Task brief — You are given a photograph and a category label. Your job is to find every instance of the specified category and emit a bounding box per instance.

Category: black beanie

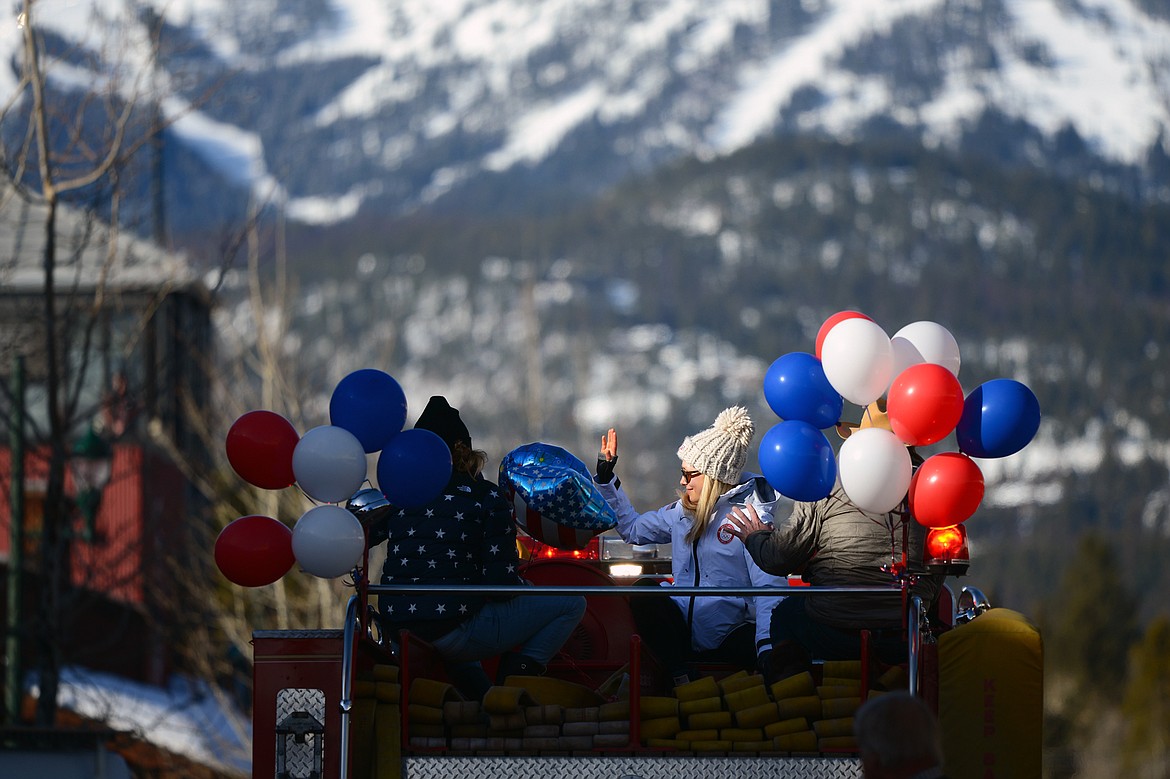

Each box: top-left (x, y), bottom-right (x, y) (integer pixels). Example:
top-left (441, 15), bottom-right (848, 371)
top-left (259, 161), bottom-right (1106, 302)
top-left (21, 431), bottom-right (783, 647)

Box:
top-left (414, 395), bottom-right (471, 451)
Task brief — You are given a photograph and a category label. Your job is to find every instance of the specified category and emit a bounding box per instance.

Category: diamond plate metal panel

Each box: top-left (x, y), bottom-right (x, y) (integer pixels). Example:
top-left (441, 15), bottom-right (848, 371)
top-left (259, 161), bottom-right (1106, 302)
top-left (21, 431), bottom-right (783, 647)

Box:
top-left (403, 755), bottom-right (862, 779)
top-left (276, 688), bottom-right (326, 779)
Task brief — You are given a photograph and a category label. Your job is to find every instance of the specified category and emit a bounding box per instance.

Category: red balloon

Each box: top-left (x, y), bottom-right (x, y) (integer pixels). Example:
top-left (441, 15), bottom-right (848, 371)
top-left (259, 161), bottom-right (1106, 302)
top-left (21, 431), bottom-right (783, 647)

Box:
top-left (887, 363), bottom-right (965, 446)
top-left (815, 310), bottom-right (873, 360)
top-left (908, 453), bottom-right (984, 528)
top-left (214, 514), bottom-right (295, 587)
top-left (226, 410), bottom-right (300, 489)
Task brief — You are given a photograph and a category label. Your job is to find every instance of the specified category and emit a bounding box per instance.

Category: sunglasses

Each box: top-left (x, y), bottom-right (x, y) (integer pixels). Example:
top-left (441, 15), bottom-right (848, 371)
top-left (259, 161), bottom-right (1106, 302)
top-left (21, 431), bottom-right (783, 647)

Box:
top-left (680, 468), bottom-right (703, 483)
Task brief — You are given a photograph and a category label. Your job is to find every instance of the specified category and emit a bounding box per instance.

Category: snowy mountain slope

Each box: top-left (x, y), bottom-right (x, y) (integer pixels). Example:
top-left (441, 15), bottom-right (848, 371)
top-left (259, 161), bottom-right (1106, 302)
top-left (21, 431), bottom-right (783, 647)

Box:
top-left (3, 0), bottom-right (1168, 231)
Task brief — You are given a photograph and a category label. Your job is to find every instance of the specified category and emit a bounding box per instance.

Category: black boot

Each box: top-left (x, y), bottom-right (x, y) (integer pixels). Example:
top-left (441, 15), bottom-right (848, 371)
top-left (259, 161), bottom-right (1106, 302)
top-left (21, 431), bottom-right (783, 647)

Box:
top-left (447, 662), bottom-right (492, 702)
top-left (495, 653), bottom-right (546, 684)
top-left (766, 641), bottom-right (812, 684)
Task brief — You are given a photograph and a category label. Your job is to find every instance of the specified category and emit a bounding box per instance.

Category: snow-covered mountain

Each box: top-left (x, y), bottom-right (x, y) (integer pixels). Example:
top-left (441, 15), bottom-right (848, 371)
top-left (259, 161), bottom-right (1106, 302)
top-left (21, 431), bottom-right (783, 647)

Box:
top-left (5, 0), bottom-right (1168, 234)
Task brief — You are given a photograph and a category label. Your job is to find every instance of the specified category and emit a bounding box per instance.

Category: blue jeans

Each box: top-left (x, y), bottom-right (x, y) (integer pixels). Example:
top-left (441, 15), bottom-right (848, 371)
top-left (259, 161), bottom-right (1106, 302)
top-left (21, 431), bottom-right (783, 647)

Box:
top-left (430, 594), bottom-right (586, 665)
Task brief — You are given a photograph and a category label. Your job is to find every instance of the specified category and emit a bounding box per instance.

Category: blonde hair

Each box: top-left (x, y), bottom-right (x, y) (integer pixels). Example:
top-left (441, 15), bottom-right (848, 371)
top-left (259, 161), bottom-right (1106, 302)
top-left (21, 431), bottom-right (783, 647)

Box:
top-left (451, 440), bottom-right (488, 478)
top-left (681, 475), bottom-right (736, 544)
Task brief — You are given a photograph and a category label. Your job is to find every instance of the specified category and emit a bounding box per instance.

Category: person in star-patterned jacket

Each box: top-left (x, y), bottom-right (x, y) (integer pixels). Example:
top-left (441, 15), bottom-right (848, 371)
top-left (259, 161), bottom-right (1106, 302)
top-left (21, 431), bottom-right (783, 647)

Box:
top-left (368, 465), bottom-right (521, 639)
top-left (367, 396), bottom-right (585, 700)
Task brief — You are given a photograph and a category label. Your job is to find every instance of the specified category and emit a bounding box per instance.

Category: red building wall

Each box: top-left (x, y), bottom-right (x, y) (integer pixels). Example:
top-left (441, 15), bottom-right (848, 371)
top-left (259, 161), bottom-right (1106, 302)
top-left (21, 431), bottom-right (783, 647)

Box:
top-left (0, 442), bottom-right (189, 684)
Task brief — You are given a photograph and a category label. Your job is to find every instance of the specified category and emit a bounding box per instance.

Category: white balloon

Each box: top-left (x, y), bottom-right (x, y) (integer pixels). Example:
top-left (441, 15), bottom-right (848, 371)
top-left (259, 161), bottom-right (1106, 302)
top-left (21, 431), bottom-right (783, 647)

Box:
top-left (890, 321), bottom-right (961, 383)
top-left (292, 425), bottom-right (369, 503)
top-left (292, 504), bottom-right (366, 579)
top-left (838, 427), bottom-right (913, 514)
top-left (821, 318), bottom-right (894, 405)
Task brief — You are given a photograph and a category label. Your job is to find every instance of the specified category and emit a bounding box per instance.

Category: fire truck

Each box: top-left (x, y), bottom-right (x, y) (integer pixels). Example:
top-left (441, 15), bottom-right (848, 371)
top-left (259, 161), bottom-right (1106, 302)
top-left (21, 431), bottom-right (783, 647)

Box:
top-left (249, 518), bottom-right (1043, 779)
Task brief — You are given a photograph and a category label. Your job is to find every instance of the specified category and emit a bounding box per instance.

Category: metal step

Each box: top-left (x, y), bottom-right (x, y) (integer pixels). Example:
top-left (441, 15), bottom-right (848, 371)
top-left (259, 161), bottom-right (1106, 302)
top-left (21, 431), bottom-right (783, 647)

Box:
top-left (403, 754), bottom-right (863, 778)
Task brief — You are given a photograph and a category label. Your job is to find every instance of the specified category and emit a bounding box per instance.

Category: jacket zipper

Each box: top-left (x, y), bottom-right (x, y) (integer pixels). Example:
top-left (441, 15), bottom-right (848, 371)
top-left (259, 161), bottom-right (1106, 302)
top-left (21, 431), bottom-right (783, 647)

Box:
top-left (686, 535), bottom-right (701, 632)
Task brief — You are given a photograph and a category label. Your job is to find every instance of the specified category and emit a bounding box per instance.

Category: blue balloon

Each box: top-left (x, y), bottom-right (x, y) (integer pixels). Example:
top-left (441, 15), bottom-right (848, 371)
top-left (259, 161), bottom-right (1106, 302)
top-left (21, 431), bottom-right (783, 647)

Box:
top-left (330, 369), bottom-right (408, 453)
top-left (763, 352), bottom-right (844, 429)
top-left (956, 379), bottom-right (1041, 459)
top-left (499, 443), bottom-right (618, 550)
top-left (758, 420), bottom-right (837, 502)
top-left (377, 428), bottom-right (452, 509)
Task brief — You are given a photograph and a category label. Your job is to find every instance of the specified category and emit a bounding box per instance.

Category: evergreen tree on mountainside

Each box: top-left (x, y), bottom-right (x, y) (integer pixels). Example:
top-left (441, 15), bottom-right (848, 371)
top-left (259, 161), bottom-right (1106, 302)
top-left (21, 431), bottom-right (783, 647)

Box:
top-left (1121, 617), bottom-right (1170, 776)
top-left (1037, 534), bottom-right (1144, 777)
top-left (1045, 534), bottom-right (1139, 698)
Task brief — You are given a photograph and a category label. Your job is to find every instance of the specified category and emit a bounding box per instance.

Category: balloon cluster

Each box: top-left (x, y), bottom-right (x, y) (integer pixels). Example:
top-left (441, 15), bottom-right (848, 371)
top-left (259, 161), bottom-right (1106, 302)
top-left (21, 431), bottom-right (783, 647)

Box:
top-left (214, 369), bottom-right (454, 587)
top-left (759, 312), bottom-right (1041, 536)
top-left (499, 443), bottom-right (618, 551)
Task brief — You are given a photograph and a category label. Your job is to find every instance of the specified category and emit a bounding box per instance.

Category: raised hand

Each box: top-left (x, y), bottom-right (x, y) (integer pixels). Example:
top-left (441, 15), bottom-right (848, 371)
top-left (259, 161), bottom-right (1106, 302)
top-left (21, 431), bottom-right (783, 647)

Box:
top-left (600, 428), bottom-right (618, 461)
top-left (596, 428), bottom-right (619, 484)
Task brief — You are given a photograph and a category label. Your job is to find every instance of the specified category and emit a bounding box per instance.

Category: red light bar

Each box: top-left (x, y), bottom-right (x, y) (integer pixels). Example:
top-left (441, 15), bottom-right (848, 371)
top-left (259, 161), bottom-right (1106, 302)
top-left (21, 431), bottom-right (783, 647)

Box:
top-left (518, 534), bottom-right (601, 562)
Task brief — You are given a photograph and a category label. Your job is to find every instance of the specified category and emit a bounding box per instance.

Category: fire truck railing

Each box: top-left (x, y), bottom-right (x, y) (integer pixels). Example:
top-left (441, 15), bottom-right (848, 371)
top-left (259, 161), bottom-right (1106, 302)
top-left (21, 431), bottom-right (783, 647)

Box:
top-left (337, 583), bottom-right (923, 779)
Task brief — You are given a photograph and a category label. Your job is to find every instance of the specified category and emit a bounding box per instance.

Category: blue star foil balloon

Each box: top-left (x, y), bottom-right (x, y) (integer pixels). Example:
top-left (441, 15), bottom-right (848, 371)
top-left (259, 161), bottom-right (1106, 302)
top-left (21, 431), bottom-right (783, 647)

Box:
top-left (499, 442), bottom-right (618, 550)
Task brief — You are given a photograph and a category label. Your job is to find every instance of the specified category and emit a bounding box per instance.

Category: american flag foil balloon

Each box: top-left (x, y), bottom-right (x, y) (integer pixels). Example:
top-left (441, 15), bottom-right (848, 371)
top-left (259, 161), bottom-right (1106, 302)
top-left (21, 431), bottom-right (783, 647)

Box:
top-left (499, 442), bottom-right (619, 550)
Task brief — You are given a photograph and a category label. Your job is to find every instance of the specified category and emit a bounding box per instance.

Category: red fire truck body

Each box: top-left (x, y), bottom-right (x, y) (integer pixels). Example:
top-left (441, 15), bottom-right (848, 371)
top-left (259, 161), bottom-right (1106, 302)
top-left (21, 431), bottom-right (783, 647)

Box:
top-left (250, 533), bottom-right (1042, 779)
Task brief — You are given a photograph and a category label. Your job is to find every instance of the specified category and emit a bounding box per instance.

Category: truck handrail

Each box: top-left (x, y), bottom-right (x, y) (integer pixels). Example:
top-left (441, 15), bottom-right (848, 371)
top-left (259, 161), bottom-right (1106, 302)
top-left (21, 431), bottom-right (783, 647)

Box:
top-left (339, 581), bottom-right (924, 779)
top-left (364, 583), bottom-right (903, 595)
top-left (339, 594), bottom-right (361, 779)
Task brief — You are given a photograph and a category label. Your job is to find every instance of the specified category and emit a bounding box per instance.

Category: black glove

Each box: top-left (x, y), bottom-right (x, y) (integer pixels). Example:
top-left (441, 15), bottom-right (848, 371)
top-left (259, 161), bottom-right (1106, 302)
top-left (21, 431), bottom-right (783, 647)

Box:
top-left (757, 650), bottom-right (777, 687)
top-left (595, 454), bottom-right (618, 485)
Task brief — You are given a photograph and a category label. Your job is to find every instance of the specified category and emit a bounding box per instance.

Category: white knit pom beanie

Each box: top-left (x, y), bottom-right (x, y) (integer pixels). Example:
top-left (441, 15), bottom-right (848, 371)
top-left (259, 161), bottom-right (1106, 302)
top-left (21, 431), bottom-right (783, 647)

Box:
top-left (676, 406), bottom-right (755, 484)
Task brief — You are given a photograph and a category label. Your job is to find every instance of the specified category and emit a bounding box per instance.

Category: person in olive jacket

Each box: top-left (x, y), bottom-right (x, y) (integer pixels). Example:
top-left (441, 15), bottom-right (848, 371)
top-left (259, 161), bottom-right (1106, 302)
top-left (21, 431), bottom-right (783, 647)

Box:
top-left (725, 401), bottom-right (943, 680)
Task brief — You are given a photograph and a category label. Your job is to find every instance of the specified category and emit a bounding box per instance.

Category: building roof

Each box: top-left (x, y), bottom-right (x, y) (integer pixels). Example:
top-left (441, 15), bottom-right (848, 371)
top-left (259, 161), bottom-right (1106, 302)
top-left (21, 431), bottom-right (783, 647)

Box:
top-left (46, 666), bottom-right (251, 778)
top-left (0, 183), bottom-right (202, 296)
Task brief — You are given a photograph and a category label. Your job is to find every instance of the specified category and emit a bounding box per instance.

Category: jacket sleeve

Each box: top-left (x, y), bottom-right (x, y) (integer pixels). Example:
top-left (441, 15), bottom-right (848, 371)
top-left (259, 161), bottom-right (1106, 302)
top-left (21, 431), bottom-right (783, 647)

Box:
top-left (480, 480), bottom-right (524, 585)
top-left (596, 480), bottom-right (675, 545)
top-left (741, 488), bottom-right (788, 655)
top-left (746, 552), bottom-right (785, 656)
top-left (744, 499), bottom-right (820, 576)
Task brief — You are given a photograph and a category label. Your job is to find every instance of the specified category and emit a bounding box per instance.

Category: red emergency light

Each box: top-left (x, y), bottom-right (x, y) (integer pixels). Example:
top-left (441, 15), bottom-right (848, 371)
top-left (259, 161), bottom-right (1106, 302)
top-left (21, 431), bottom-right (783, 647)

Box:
top-left (924, 524), bottom-right (969, 576)
top-left (517, 534), bottom-right (601, 562)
